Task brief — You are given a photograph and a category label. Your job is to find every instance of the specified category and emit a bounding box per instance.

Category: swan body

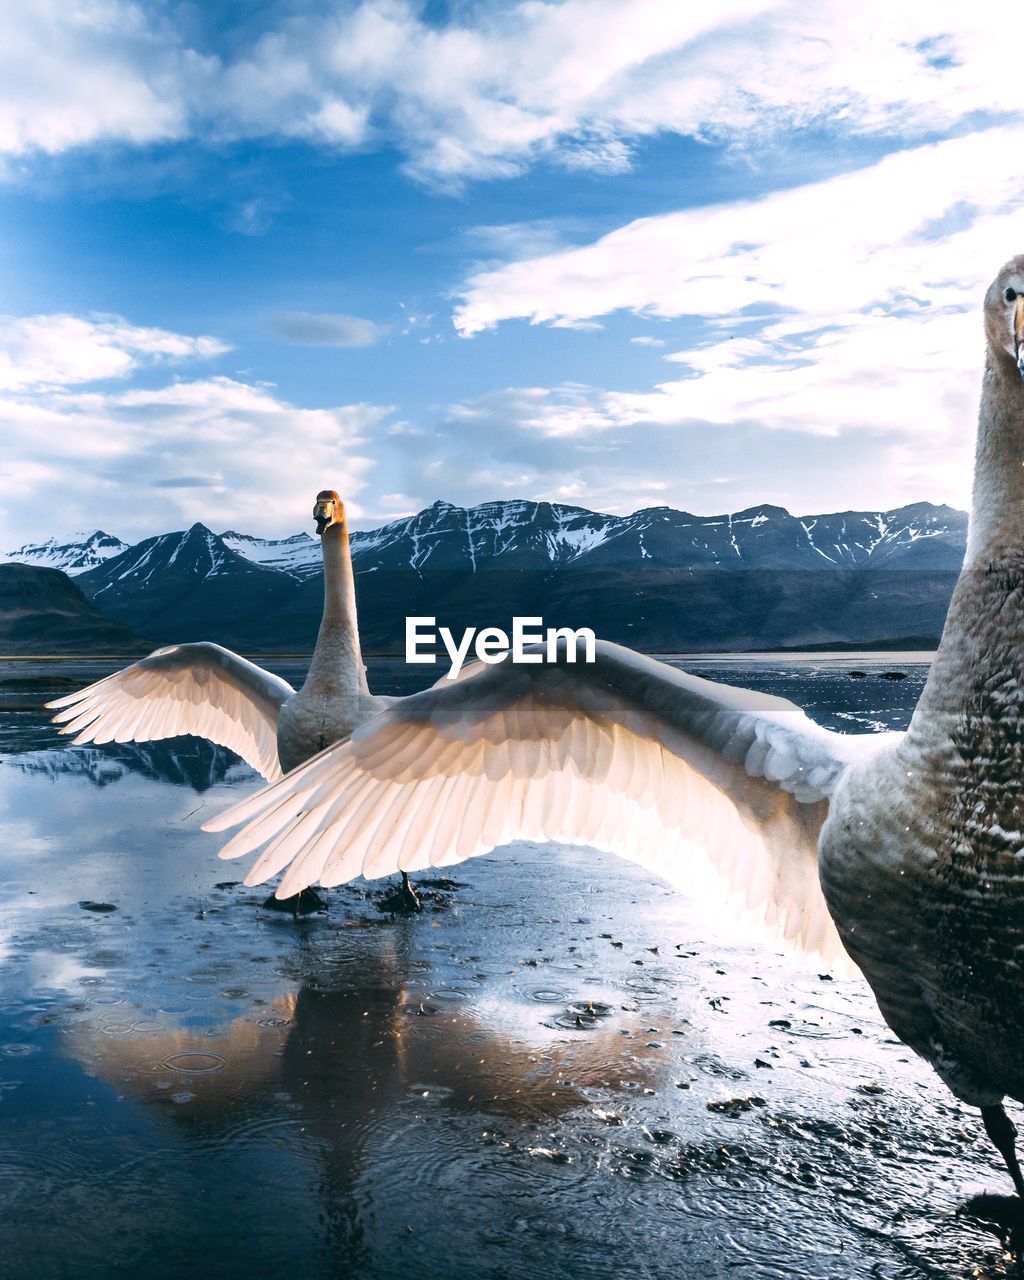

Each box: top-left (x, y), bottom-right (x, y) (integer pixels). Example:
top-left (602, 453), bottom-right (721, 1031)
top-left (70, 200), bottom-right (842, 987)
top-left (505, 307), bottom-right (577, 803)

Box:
top-left (203, 258), bottom-right (1024, 1196)
top-left (819, 260), bottom-right (1024, 1116)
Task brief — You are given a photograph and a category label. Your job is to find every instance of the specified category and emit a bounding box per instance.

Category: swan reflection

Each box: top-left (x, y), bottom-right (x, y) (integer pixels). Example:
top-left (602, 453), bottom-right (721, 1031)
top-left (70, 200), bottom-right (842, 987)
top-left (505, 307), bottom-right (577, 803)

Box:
top-left (67, 946), bottom-right (670, 1126)
top-left (63, 935), bottom-right (670, 1266)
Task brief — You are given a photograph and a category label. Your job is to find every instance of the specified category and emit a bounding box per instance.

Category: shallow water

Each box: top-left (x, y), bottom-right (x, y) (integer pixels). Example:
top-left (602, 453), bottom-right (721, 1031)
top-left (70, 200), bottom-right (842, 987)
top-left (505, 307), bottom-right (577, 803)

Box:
top-left (0, 655), bottom-right (1019, 1279)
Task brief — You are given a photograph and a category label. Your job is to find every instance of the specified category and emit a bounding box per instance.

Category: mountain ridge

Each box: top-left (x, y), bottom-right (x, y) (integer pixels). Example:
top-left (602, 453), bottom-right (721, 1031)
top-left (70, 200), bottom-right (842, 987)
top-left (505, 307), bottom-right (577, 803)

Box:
top-left (4, 498), bottom-right (969, 579)
top-left (0, 499), bottom-right (969, 654)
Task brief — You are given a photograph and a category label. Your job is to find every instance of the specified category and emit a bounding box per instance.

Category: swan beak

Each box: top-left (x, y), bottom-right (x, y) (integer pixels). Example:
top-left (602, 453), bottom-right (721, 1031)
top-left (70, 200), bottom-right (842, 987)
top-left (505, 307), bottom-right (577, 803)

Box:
top-left (1015, 296), bottom-right (1024, 380)
top-left (314, 491), bottom-right (344, 534)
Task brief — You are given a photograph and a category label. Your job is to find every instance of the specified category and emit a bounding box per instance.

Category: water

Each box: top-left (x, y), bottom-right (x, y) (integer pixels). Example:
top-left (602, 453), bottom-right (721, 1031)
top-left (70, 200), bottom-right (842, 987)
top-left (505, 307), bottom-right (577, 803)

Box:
top-left (0, 655), bottom-right (1018, 1279)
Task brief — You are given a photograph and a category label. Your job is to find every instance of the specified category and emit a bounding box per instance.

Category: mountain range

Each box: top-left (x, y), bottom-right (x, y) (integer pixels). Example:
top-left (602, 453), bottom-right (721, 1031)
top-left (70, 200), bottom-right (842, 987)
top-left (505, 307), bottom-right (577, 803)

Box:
top-left (1, 498), bottom-right (969, 654)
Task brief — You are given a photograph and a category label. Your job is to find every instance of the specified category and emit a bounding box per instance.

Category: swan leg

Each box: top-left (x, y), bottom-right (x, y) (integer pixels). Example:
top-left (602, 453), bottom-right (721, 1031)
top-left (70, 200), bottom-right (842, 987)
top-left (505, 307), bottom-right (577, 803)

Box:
top-left (982, 1104), bottom-right (1024, 1197)
top-left (375, 871), bottom-right (422, 914)
top-left (399, 870), bottom-right (421, 912)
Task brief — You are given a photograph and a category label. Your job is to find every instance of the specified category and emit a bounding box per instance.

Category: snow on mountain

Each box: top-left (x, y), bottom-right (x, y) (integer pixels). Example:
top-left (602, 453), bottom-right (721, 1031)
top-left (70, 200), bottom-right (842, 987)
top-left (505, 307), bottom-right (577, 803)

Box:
top-left (75, 523), bottom-right (300, 652)
top-left (221, 530), bottom-right (321, 578)
top-left (797, 503), bottom-right (967, 569)
top-left (2, 530), bottom-right (129, 575)
top-left (347, 499), bottom-right (623, 573)
top-left (343, 498), bottom-right (968, 574)
top-left (81, 524), bottom-right (285, 594)
top-left (86, 524), bottom-right (245, 590)
top-left (10, 498), bottom-right (970, 589)
top-left (9, 500), bottom-right (967, 654)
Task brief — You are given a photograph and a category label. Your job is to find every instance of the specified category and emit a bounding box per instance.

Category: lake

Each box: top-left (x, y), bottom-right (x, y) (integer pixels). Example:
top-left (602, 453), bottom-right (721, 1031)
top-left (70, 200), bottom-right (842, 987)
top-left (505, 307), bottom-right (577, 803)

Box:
top-left (0, 655), bottom-right (1017, 1279)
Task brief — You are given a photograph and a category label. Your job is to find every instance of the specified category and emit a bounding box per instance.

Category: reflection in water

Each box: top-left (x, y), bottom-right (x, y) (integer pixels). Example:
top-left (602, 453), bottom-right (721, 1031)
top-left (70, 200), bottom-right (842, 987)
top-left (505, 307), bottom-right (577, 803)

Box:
top-left (8, 740), bottom-right (253, 790)
top-left (67, 939), bottom-right (670, 1273)
top-left (71, 979), bottom-right (666, 1124)
top-left (1, 657), bottom-right (1020, 1279)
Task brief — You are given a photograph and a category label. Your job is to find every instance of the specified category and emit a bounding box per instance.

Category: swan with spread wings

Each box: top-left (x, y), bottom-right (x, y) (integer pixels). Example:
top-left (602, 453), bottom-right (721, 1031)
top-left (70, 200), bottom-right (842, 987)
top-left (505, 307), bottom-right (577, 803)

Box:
top-left (204, 257), bottom-right (1024, 1203)
top-left (46, 491), bottom-right (420, 911)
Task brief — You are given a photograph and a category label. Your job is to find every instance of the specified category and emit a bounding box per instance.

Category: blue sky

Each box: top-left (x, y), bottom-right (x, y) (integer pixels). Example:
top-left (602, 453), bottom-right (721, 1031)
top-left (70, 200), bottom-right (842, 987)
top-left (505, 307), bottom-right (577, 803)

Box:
top-left (1, 1), bottom-right (1021, 546)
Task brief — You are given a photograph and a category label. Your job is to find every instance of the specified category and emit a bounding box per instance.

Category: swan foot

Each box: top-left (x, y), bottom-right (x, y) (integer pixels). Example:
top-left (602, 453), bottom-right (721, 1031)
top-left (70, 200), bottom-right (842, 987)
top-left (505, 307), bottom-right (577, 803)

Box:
top-left (981, 1104), bottom-right (1024, 1199)
top-left (963, 1192), bottom-right (1024, 1228)
top-left (962, 1193), bottom-right (1024, 1258)
top-left (400, 871), bottom-right (421, 909)
top-left (377, 872), bottom-right (422, 914)
top-left (262, 887), bottom-right (328, 916)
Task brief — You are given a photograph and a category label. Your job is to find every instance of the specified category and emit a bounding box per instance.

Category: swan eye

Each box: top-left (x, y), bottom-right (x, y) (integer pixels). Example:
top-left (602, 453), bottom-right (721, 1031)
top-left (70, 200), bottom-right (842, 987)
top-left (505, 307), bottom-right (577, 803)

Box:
top-left (1006, 288), bottom-right (1018, 303)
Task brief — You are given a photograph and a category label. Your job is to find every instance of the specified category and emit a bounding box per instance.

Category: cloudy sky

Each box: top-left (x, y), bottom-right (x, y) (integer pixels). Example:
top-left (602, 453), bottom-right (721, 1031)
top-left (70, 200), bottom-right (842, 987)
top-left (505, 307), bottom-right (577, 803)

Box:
top-left (1, 0), bottom-right (1021, 546)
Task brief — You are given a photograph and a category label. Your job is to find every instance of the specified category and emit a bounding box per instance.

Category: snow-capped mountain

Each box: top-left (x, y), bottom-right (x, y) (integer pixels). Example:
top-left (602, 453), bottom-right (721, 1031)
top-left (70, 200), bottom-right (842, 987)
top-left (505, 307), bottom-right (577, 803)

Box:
top-left (345, 498), bottom-right (967, 574)
top-left (76, 524), bottom-right (299, 650)
top-left (8, 499), bottom-right (968, 583)
top-left (221, 530), bottom-right (322, 578)
top-left (4, 499), bottom-right (970, 654)
top-left (345, 499), bottom-right (624, 572)
top-left (790, 503), bottom-right (968, 570)
top-left (1, 530), bottom-right (129, 575)
top-left (84, 523), bottom-right (266, 593)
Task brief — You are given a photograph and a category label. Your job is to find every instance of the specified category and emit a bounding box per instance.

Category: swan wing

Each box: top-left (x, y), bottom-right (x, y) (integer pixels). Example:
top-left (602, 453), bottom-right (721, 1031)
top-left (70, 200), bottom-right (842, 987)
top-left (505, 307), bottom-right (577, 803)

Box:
top-left (204, 641), bottom-right (894, 963)
top-left (46, 642), bottom-right (294, 782)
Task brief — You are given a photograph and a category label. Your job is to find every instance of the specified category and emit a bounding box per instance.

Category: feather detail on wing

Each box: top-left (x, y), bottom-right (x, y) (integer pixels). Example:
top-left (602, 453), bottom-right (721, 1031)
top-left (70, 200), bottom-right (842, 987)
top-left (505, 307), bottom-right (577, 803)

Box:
top-left (46, 642), bottom-right (294, 781)
top-left (203, 640), bottom-right (895, 965)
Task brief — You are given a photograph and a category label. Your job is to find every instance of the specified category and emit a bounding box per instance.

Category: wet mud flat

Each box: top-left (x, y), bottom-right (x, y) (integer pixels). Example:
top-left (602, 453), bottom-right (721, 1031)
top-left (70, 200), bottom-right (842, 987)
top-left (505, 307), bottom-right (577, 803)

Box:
top-left (1, 656), bottom-right (1020, 1279)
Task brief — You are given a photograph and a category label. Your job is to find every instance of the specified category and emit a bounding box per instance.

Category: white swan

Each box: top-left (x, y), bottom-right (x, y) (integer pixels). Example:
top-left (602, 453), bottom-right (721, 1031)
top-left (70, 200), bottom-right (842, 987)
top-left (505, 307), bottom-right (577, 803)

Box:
top-left (46, 490), bottom-right (421, 911)
top-left (204, 257), bottom-right (1024, 1202)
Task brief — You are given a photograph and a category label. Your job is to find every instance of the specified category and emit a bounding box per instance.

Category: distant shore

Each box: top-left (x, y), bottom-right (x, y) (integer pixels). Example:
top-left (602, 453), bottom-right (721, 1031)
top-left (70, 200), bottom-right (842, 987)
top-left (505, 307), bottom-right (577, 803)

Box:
top-left (0, 649), bottom-right (938, 664)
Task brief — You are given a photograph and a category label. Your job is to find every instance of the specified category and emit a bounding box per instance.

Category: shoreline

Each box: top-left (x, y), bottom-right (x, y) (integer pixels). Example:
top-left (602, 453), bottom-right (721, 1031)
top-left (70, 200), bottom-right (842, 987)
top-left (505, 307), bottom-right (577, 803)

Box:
top-left (0, 649), bottom-right (937, 664)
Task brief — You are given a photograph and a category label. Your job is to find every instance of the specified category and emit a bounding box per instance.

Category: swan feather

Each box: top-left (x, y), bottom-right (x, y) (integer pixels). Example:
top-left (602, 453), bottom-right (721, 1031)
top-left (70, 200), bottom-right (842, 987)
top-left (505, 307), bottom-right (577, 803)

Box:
top-left (46, 642), bottom-right (293, 781)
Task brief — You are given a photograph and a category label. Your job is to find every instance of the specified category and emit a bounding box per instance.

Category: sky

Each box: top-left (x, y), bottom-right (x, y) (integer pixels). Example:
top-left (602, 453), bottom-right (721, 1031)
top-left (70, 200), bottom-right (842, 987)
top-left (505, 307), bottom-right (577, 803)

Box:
top-left (2, 0), bottom-right (1023, 547)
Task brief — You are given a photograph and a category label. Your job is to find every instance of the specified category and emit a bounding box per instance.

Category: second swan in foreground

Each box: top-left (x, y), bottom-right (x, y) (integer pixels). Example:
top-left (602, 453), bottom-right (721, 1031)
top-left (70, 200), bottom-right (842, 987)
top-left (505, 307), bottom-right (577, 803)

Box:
top-left (206, 256), bottom-right (1024, 1199)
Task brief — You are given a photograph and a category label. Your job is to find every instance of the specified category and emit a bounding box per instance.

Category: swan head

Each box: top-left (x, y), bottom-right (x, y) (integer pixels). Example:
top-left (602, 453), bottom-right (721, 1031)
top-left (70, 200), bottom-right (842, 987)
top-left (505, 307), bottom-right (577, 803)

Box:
top-left (985, 256), bottom-right (1024, 380)
top-left (314, 489), bottom-right (345, 535)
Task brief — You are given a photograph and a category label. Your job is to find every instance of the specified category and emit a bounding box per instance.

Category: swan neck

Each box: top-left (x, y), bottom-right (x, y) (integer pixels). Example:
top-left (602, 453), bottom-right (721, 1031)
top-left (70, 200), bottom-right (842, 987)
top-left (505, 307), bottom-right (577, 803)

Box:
top-left (305, 523), bottom-right (369, 695)
top-left (908, 347), bottom-right (1024, 743)
top-left (965, 349), bottom-right (1024, 566)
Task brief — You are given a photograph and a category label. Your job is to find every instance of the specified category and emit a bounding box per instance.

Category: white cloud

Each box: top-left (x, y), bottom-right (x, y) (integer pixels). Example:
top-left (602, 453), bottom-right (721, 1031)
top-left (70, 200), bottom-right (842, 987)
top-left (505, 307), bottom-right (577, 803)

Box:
top-left (447, 384), bottom-right (622, 439)
top-left (456, 126), bottom-right (1024, 335)
top-left (0, 325), bottom-right (391, 546)
top-left (408, 379), bottom-right (971, 517)
top-left (450, 125), bottom-right (1024, 508)
top-left (619, 311), bottom-right (980, 438)
top-left (0, 313), bottom-right (228, 391)
top-left (0, 0), bottom-right (199, 157)
top-left (1, 1), bottom-right (1022, 184)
